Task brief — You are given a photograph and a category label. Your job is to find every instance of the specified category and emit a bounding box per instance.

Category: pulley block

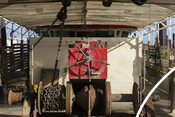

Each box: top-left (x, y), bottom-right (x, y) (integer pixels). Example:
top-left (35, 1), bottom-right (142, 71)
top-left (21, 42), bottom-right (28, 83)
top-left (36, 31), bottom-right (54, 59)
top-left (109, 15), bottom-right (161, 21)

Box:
top-left (130, 0), bottom-right (147, 6)
top-left (102, 0), bottom-right (112, 7)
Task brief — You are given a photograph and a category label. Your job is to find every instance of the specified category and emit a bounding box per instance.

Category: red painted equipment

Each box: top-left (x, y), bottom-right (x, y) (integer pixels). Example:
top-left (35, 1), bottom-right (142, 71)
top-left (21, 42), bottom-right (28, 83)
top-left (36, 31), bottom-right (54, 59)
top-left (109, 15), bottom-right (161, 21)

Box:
top-left (66, 40), bottom-right (111, 116)
top-left (69, 41), bottom-right (107, 79)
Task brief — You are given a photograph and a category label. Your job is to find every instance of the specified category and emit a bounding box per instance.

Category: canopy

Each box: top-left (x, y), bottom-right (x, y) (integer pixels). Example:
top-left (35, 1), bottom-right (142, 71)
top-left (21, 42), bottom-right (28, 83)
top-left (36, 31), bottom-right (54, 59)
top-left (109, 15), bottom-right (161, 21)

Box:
top-left (0, 0), bottom-right (175, 30)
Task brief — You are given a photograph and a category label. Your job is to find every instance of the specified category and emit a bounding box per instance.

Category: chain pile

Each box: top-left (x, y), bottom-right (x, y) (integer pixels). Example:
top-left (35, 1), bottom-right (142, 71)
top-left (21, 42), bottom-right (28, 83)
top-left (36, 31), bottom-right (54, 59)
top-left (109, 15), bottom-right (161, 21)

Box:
top-left (41, 83), bottom-right (66, 112)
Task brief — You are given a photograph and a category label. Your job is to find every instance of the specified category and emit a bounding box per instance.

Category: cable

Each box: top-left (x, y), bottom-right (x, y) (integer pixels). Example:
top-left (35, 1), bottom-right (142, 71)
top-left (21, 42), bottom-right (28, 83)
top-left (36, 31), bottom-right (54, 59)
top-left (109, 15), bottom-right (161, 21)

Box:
top-left (136, 67), bottom-right (175, 117)
top-left (31, 18), bottom-right (57, 51)
top-left (52, 7), bottom-right (67, 84)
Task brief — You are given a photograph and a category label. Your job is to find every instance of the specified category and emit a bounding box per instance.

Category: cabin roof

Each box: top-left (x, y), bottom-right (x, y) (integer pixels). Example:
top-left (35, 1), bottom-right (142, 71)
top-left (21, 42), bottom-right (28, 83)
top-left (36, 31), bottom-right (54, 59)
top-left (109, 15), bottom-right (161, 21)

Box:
top-left (0, 0), bottom-right (175, 30)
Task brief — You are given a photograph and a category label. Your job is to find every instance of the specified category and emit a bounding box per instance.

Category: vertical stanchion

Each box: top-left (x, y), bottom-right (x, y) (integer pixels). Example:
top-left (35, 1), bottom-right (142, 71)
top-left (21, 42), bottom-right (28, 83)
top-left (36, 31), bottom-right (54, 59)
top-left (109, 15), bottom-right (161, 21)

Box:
top-left (27, 39), bottom-right (30, 93)
top-left (168, 19), bottom-right (171, 68)
top-left (171, 73), bottom-right (175, 113)
top-left (21, 40), bottom-right (23, 72)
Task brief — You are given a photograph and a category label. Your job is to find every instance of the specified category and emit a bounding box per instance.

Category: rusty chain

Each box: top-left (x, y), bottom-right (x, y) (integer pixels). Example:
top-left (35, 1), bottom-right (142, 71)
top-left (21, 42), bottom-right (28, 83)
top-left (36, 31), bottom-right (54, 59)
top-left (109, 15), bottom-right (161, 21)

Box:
top-left (40, 83), bottom-right (66, 112)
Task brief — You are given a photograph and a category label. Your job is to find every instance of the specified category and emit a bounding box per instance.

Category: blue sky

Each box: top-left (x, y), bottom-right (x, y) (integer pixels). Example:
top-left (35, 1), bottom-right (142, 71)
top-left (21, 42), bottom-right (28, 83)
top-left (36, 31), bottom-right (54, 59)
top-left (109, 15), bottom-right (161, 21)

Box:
top-left (5, 21), bottom-right (36, 40)
top-left (142, 18), bottom-right (175, 45)
top-left (4, 17), bottom-right (175, 45)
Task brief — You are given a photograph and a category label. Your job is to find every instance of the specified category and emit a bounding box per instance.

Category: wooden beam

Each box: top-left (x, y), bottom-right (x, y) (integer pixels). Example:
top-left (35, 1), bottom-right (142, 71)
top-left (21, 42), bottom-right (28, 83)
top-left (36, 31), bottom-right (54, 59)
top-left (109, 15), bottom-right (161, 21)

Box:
top-left (0, 4), bottom-right (10, 9)
top-left (159, 5), bottom-right (175, 11)
top-left (0, 0), bottom-right (174, 5)
top-left (0, 0), bottom-right (175, 29)
top-left (113, 0), bottom-right (175, 5)
top-left (7, 0), bottom-right (59, 4)
top-left (24, 20), bottom-right (83, 28)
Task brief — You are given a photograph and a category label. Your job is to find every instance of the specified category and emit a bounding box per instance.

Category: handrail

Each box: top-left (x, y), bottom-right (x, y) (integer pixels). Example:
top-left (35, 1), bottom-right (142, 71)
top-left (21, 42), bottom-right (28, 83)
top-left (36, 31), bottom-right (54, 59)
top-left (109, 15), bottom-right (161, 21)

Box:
top-left (136, 67), bottom-right (175, 117)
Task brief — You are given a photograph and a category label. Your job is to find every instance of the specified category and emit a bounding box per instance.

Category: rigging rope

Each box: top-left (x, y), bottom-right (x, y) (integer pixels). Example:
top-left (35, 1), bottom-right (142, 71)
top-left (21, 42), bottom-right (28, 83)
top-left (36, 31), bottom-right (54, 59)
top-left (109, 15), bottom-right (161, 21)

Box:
top-left (52, 7), bottom-right (67, 84)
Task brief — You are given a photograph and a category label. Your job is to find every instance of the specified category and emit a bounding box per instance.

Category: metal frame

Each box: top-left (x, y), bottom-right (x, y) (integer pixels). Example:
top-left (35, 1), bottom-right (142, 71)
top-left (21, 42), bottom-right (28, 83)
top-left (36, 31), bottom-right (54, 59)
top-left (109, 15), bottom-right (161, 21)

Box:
top-left (132, 16), bottom-right (175, 41)
top-left (131, 15), bottom-right (175, 114)
top-left (0, 16), bottom-right (38, 43)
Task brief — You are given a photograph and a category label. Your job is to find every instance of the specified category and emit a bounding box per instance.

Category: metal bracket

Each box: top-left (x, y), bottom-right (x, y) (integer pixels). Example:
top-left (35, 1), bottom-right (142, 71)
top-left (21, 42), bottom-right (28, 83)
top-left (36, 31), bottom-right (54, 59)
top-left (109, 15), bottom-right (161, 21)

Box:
top-left (0, 19), bottom-right (11, 30)
top-left (10, 25), bottom-right (22, 37)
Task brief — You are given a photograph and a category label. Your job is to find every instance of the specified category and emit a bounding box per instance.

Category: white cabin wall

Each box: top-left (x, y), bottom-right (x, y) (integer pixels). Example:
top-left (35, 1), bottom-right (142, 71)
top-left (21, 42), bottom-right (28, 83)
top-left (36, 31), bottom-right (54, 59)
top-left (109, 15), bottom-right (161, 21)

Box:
top-left (30, 38), bottom-right (69, 86)
top-left (107, 38), bottom-right (142, 94)
top-left (29, 37), bottom-right (142, 94)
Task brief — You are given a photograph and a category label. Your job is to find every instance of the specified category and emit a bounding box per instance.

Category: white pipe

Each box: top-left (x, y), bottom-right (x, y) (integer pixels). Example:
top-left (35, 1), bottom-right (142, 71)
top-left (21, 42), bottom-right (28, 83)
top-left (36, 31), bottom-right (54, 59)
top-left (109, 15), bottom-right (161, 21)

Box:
top-left (141, 45), bottom-right (146, 93)
top-left (136, 67), bottom-right (175, 117)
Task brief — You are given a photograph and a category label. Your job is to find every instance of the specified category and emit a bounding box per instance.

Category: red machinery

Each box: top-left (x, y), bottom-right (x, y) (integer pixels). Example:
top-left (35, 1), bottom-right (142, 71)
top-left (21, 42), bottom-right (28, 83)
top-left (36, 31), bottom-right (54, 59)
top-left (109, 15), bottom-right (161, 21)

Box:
top-left (69, 41), bottom-right (107, 79)
top-left (66, 40), bottom-right (111, 116)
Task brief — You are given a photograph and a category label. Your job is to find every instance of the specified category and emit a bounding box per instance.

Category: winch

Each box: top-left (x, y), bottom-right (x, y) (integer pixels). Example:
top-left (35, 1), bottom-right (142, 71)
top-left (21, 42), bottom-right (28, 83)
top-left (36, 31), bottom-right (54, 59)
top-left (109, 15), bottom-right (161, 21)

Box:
top-left (67, 40), bottom-right (111, 116)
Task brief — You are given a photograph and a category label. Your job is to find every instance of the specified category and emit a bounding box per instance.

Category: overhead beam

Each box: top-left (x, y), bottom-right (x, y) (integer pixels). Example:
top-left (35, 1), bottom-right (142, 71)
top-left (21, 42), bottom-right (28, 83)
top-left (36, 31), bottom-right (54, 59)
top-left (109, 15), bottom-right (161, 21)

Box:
top-left (113, 0), bottom-right (175, 5)
top-left (25, 20), bottom-right (83, 28)
top-left (0, 0), bottom-right (174, 5)
top-left (6, 0), bottom-right (59, 4)
top-left (0, 0), bottom-right (175, 30)
top-left (0, 5), bottom-right (10, 9)
top-left (158, 5), bottom-right (175, 11)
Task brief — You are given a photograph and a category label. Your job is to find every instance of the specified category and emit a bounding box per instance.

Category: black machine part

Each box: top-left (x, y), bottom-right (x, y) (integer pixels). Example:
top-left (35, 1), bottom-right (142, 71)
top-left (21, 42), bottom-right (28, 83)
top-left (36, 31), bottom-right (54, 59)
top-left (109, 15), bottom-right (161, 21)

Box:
top-left (130, 0), bottom-right (147, 6)
top-left (102, 0), bottom-right (147, 7)
top-left (62, 0), bottom-right (71, 7)
top-left (102, 0), bottom-right (112, 7)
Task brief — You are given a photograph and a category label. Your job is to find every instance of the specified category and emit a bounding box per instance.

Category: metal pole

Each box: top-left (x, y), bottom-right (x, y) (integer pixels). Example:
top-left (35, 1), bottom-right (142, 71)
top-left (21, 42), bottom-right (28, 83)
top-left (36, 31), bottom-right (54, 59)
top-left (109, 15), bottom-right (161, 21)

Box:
top-left (22, 30), bottom-right (28, 37)
top-left (157, 23), bottom-right (160, 45)
top-left (11, 23), bottom-right (14, 46)
top-left (0, 17), bottom-right (2, 39)
top-left (28, 30), bottom-right (30, 40)
top-left (168, 19), bottom-right (171, 68)
top-left (148, 30), bottom-right (150, 43)
top-left (141, 45), bottom-right (146, 93)
top-left (0, 20), bottom-right (11, 30)
top-left (0, 17), bottom-right (2, 87)
top-left (169, 18), bottom-right (171, 45)
top-left (29, 32), bottom-right (35, 38)
top-left (21, 27), bottom-right (23, 41)
top-left (143, 22), bottom-right (175, 37)
top-left (10, 26), bottom-right (21, 38)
